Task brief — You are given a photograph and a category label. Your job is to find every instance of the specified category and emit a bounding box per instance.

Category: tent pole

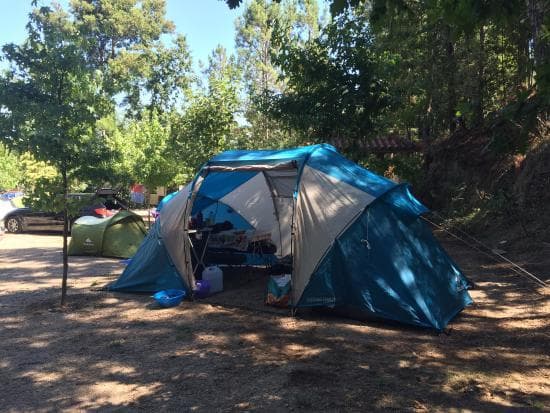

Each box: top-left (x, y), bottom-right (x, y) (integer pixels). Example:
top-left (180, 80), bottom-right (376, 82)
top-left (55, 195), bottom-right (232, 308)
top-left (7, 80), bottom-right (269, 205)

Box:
top-left (261, 171), bottom-right (285, 260)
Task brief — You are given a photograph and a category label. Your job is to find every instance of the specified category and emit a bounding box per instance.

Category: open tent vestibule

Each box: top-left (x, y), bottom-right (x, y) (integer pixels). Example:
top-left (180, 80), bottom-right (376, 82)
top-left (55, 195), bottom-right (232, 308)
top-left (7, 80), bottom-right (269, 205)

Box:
top-left (109, 144), bottom-right (472, 330)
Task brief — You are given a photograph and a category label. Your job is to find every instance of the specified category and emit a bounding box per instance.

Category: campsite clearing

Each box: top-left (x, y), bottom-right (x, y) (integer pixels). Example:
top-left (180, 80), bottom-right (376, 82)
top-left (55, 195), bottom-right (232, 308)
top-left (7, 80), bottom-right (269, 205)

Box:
top-left (0, 233), bottom-right (548, 411)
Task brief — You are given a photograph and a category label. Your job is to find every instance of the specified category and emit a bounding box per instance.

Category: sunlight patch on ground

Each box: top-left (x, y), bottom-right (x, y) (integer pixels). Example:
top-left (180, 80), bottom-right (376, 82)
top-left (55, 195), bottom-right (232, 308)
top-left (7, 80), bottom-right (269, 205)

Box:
top-left (282, 343), bottom-right (326, 358)
top-left (28, 339), bottom-right (52, 349)
top-left (374, 394), bottom-right (397, 410)
top-left (77, 380), bottom-right (162, 409)
top-left (195, 333), bottom-right (230, 346)
top-left (240, 332), bottom-right (261, 343)
top-left (22, 370), bottom-right (64, 383)
top-left (91, 362), bottom-right (137, 376)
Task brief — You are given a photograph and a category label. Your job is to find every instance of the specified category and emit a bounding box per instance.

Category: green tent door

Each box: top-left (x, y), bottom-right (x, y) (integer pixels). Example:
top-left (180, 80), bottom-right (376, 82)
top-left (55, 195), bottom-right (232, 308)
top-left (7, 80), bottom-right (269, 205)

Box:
top-left (69, 211), bottom-right (147, 258)
top-left (102, 217), bottom-right (147, 258)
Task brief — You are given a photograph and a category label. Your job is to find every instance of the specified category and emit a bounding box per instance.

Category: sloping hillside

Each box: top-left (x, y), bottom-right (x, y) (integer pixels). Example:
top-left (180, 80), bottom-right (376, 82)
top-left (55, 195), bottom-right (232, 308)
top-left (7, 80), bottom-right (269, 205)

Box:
top-left (422, 100), bottom-right (550, 248)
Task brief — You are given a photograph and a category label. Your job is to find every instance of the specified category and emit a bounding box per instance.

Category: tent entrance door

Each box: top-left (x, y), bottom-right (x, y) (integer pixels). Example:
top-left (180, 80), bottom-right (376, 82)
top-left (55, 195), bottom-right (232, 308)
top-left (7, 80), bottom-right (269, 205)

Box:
top-left (186, 165), bottom-right (298, 303)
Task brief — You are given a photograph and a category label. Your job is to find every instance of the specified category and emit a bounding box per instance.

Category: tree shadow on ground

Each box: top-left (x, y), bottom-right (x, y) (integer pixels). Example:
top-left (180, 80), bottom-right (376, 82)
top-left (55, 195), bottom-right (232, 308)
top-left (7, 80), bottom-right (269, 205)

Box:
top-left (0, 245), bottom-right (124, 285)
top-left (0, 234), bottom-right (548, 411)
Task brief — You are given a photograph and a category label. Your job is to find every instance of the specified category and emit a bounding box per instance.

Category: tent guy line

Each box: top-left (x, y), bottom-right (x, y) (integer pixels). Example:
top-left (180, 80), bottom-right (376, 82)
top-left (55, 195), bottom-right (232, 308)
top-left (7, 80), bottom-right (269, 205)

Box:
top-left (421, 214), bottom-right (548, 290)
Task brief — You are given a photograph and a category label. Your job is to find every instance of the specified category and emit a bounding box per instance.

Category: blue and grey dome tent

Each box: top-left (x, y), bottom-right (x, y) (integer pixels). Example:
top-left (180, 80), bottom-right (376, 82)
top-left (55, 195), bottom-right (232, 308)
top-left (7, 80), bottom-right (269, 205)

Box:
top-left (110, 144), bottom-right (472, 330)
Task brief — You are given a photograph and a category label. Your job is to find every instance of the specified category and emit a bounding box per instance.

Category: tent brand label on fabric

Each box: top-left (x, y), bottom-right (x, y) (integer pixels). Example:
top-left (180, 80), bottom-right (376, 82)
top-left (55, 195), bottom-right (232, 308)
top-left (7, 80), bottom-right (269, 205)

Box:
top-left (84, 238), bottom-right (94, 247)
top-left (305, 296), bottom-right (336, 305)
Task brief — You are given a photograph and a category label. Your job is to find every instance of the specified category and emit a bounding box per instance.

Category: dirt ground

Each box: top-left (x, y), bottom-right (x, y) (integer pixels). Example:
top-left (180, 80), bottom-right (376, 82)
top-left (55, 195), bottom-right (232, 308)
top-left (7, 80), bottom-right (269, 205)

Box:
top-left (0, 232), bottom-right (548, 412)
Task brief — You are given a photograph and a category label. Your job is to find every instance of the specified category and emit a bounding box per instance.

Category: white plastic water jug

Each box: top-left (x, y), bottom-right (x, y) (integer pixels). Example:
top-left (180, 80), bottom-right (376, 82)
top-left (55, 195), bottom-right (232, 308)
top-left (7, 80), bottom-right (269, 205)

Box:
top-left (202, 266), bottom-right (223, 294)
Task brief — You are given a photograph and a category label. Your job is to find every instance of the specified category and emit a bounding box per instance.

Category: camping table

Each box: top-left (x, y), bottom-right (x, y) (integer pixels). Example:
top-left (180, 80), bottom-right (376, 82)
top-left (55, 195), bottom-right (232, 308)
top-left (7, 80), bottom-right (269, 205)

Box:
top-left (248, 231), bottom-right (274, 267)
top-left (187, 227), bottom-right (213, 274)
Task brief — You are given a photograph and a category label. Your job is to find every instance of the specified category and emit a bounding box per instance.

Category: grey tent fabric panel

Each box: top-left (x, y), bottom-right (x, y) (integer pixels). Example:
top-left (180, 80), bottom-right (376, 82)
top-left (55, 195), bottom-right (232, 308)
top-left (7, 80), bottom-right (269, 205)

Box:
top-left (264, 170), bottom-right (297, 198)
top-left (159, 184), bottom-right (191, 288)
top-left (218, 173), bottom-right (281, 256)
top-left (293, 165), bottom-right (375, 305)
top-left (219, 172), bottom-right (276, 234)
top-left (219, 171), bottom-right (297, 258)
top-left (272, 197), bottom-right (293, 258)
top-left (262, 170), bottom-right (297, 257)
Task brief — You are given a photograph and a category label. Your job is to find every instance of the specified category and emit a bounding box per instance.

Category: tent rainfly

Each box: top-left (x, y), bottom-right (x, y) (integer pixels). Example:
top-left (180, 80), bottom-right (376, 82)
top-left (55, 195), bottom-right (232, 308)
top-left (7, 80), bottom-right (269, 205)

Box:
top-left (109, 144), bottom-right (473, 330)
top-left (69, 211), bottom-right (146, 259)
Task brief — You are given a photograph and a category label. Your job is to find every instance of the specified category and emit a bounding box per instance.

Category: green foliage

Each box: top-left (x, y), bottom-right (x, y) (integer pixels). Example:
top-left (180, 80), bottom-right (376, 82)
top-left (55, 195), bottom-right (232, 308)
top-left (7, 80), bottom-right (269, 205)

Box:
top-left (363, 153), bottom-right (425, 188)
top-left (0, 0), bottom-right (190, 305)
top-left (1, 0), bottom-right (546, 216)
top-left (0, 144), bottom-right (22, 191)
top-left (0, 4), bottom-right (113, 192)
top-left (261, 0), bottom-right (548, 168)
top-left (18, 152), bottom-right (59, 192)
top-left (236, 0), bottom-right (319, 148)
top-left (105, 111), bottom-right (180, 189)
top-left (70, 0), bottom-right (192, 115)
top-left (269, 5), bottom-right (391, 144)
top-left (366, 0), bottom-right (546, 138)
top-left (171, 46), bottom-right (243, 179)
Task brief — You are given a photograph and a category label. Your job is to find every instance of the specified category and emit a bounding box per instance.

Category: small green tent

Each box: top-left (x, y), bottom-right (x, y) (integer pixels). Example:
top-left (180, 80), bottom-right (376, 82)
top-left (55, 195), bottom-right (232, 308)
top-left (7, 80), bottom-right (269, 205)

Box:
top-left (68, 211), bottom-right (147, 258)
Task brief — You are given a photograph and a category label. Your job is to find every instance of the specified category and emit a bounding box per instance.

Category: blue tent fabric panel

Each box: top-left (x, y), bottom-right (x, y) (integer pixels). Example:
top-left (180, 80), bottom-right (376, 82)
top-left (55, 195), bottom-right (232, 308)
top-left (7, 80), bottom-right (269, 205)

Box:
top-left (190, 197), bottom-right (253, 230)
top-left (190, 172), bottom-right (258, 215)
top-left (197, 171), bottom-right (257, 201)
top-left (108, 221), bottom-right (186, 293)
top-left (157, 191), bottom-right (179, 212)
top-left (298, 192), bottom-right (472, 330)
top-left (199, 202), bottom-right (254, 230)
top-left (209, 144), bottom-right (326, 164)
top-left (243, 253), bottom-right (278, 265)
top-left (306, 147), bottom-right (397, 198)
top-left (381, 184), bottom-right (429, 217)
top-left (191, 195), bottom-right (217, 215)
top-left (208, 143), bottom-right (398, 199)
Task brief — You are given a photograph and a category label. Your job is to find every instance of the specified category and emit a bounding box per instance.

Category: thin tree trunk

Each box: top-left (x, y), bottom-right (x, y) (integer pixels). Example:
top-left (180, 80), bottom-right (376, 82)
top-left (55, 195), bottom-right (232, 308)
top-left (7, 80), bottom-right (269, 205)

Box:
top-left (422, 27), bottom-right (436, 141)
top-left (148, 196), bottom-right (151, 229)
top-left (445, 25), bottom-right (457, 134)
top-left (474, 25), bottom-right (485, 126)
top-left (526, 0), bottom-right (547, 66)
top-left (516, 21), bottom-right (530, 88)
top-left (61, 166), bottom-right (69, 306)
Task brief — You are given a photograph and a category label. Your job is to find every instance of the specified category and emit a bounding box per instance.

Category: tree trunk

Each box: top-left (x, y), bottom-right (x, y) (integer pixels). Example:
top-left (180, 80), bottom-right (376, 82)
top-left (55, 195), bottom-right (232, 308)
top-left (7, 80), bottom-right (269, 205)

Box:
top-left (445, 25), bottom-right (457, 134)
top-left (516, 20), bottom-right (531, 88)
top-left (526, 0), bottom-right (547, 66)
top-left (60, 167), bottom-right (69, 307)
top-left (148, 196), bottom-right (151, 229)
top-left (422, 28), bottom-right (437, 141)
top-left (474, 25), bottom-right (485, 126)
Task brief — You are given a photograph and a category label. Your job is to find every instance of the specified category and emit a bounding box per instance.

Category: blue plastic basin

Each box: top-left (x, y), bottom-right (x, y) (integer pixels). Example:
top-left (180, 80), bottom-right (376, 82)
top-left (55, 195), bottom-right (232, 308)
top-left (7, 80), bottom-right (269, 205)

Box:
top-left (152, 289), bottom-right (186, 308)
